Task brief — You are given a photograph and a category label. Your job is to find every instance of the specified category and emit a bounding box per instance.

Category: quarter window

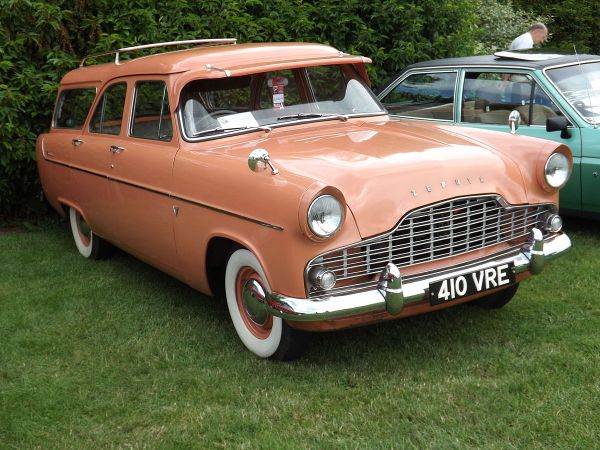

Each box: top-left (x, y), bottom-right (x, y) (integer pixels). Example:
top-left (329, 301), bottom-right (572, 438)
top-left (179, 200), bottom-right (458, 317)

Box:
top-left (462, 72), bottom-right (562, 126)
top-left (380, 72), bottom-right (456, 120)
top-left (54, 88), bottom-right (96, 129)
top-left (131, 81), bottom-right (173, 141)
top-left (90, 83), bottom-right (127, 135)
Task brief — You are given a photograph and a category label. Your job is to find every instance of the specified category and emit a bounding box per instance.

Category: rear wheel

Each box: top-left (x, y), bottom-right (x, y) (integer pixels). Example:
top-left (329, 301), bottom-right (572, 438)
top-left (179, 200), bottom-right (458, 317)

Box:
top-left (472, 283), bottom-right (520, 309)
top-left (224, 248), bottom-right (307, 360)
top-left (68, 207), bottom-right (110, 259)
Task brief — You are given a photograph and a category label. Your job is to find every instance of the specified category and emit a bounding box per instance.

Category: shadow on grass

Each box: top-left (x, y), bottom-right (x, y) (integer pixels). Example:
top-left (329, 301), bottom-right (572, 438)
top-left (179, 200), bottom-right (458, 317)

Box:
top-left (41, 218), bottom-right (549, 369)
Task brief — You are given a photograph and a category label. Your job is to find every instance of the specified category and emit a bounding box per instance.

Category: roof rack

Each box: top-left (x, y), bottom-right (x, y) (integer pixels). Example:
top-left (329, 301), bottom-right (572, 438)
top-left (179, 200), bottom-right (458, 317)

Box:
top-left (79, 38), bottom-right (237, 67)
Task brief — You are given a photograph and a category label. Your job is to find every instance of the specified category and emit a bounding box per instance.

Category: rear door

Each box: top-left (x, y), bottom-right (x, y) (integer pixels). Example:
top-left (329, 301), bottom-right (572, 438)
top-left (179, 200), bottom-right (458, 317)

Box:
top-left (108, 78), bottom-right (181, 276)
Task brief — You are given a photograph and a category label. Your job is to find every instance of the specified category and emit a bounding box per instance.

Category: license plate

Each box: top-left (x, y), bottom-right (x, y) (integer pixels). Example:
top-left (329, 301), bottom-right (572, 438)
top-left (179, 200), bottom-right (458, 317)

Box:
top-left (429, 262), bottom-right (515, 305)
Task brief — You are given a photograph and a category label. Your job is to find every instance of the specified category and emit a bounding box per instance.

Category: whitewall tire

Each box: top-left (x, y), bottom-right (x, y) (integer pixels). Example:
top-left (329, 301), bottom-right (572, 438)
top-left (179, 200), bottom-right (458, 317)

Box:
top-left (68, 207), bottom-right (109, 260)
top-left (224, 248), bottom-right (307, 360)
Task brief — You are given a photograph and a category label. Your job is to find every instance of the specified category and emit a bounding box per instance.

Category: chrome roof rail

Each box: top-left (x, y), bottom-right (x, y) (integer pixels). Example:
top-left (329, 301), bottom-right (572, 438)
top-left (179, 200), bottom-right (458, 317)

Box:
top-left (79, 38), bottom-right (238, 67)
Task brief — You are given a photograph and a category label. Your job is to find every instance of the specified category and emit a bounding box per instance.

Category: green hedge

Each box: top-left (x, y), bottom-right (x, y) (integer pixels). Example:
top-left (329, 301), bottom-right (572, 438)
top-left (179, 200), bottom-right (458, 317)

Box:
top-left (0, 0), bottom-right (480, 215)
top-left (2, 0), bottom-right (596, 216)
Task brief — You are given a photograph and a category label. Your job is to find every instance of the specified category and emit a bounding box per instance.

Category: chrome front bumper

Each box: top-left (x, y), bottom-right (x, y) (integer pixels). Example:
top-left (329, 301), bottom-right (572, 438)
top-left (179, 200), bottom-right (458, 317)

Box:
top-left (260, 229), bottom-right (571, 322)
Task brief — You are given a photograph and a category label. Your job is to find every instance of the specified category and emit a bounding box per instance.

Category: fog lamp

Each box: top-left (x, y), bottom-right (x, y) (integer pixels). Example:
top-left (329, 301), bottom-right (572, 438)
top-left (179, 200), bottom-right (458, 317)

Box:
top-left (308, 266), bottom-right (337, 290)
top-left (543, 214), bottom-right (563, 233)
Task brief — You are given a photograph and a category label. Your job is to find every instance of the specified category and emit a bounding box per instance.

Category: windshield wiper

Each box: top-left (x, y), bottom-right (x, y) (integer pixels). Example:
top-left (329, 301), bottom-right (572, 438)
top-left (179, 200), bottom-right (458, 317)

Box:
top-left (191, 125), bottom-right (271, 137)
top-left (276, 113), bottom-right (348, 122)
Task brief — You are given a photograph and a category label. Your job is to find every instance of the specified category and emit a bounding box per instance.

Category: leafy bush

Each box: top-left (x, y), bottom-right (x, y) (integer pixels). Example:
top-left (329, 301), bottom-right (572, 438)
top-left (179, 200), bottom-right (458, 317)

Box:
top-left (512, 0), bottom-right (600, 54)
top-left (2, 0), bottom-right (597, 216)
top-left (474, 0), bottom-right (550, 53)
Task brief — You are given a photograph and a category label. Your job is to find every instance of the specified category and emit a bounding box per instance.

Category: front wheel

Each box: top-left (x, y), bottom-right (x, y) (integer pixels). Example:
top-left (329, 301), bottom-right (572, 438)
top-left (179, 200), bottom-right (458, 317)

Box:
top-left (68, 207), bottom-right (110, 259)
top-left (224, 248), bottom-right (308, 360)
top-left (472, 283), bottom-right (520, 309)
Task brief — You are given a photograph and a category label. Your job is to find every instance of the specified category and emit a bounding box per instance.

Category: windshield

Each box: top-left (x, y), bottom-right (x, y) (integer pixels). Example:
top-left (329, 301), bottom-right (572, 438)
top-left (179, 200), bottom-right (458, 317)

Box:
top-left (546, 61), bottom-right (600, 124)
top-left (179, 64), bottom-right (384, 139)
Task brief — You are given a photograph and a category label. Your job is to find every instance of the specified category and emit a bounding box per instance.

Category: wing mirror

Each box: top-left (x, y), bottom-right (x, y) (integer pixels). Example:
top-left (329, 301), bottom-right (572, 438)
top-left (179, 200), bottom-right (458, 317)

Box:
top-left (248, 148), bottom-right (279, 175)
top-left (508, 110), bottom-right (521, 134)
top-left (546, 116), bottom-right (571, 139)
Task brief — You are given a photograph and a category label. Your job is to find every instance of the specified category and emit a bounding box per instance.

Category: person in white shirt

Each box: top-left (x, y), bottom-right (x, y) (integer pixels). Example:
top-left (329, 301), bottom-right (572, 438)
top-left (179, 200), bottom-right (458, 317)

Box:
top-left (510, 23), bottom-right (549, 50)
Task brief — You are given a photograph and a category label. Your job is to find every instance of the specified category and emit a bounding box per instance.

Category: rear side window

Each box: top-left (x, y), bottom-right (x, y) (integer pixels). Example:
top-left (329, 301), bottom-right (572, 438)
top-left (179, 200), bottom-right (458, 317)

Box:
top-left (380, 72), bottom-right (456, 120)
top-left (90, 83), bottom-right (127, 135)
top-left (54, 88), bottom-right (96, 129)
top-left (130, 81), bottom-right (172, 141)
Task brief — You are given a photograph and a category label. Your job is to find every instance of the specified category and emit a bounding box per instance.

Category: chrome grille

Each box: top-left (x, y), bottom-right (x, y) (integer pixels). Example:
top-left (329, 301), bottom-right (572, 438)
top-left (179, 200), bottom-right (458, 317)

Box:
top-left (307, 196), bottom-right (553, 298)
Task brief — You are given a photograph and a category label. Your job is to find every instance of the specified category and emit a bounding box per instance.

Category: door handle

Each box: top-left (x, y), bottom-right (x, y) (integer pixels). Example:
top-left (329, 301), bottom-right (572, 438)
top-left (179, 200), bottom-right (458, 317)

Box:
top-left (110, 145), bottom-right (125, 154)
top-left (72, 139), bottom-right (84, 146)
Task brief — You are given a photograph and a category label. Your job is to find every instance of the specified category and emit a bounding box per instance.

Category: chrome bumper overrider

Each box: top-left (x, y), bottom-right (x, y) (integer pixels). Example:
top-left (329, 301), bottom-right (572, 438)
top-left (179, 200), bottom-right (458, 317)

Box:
top-left (259, 229), bottom-right (570, 322)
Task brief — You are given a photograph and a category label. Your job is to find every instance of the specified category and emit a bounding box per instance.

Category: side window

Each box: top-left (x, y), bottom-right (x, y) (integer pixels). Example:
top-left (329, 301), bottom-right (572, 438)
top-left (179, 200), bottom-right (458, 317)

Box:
top-left (462, 72), bottom-right (562, 126)
top-left (131, 81), bottom-right (173, 141)
top-left (527, 84), bottom-right (562, 126)
top-left (89, 83), bottom-right (127, 135)
top-left (380, 72), bottom-right (456, 120)
top-left (53, 88), bottom-right (96, 129)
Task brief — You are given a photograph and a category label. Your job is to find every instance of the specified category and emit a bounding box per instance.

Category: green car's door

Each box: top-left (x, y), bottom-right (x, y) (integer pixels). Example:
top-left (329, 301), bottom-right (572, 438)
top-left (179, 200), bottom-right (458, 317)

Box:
top-left (457, 69), bottom-right (582, 212)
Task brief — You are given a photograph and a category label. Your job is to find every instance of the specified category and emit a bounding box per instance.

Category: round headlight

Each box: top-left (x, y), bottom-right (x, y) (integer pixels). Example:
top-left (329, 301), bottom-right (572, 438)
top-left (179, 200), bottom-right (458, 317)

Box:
top-left (307, 195), bottom-right (344, 238)
top-left (544, 153), bottom-right (570, 189)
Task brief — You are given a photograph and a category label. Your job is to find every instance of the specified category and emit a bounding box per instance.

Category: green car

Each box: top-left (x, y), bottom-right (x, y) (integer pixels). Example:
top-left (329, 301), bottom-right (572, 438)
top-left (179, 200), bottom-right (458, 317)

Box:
top-left (377, 51), bottom-right (600, 217)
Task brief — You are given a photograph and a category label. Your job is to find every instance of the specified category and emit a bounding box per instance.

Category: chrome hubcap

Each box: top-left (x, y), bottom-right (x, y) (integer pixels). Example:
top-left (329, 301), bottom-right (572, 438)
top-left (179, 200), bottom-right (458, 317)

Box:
top-left (242, 279), bottom-right (269, 325)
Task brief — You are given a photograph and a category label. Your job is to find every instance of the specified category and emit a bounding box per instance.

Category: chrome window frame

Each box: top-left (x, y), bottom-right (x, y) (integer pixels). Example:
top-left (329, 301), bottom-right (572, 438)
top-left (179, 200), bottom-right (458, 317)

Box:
top-left (378, 69), bottom-right (459, 123)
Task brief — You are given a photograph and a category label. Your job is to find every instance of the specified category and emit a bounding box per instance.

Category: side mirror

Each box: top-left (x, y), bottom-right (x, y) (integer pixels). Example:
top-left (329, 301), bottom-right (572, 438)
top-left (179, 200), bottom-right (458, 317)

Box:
top-left (508, 110), bottom-right (521, 134)
top-left (546, 116), bottom-right (571, 139)
top-left (248, 148), bottom-right (279, 175)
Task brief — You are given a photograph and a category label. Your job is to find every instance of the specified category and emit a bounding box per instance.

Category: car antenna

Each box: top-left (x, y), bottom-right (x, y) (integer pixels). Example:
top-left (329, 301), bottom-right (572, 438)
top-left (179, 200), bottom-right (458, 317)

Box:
top-left (573, 44), bottom-right (597, 128)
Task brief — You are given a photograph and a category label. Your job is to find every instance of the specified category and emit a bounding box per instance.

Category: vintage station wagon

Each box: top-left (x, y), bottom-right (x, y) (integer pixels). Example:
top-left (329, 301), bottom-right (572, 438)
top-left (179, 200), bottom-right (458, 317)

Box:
top-left (37, 40), bottom-right (572, 359)
top-left (377, 51), bottom-right (600, 218)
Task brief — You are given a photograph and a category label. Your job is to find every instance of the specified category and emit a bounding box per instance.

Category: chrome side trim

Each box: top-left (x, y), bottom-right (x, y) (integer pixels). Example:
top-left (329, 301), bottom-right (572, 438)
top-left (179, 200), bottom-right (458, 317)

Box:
top-left (41, 157), bottom-right (283, 231)
top-left (264, 231), bottom-right (570, 321)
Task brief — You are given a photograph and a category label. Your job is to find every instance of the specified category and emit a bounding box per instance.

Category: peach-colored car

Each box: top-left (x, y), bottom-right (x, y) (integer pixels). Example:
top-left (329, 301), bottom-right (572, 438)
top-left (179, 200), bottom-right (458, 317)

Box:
top-left (37, 39), bottom-right (573, 359)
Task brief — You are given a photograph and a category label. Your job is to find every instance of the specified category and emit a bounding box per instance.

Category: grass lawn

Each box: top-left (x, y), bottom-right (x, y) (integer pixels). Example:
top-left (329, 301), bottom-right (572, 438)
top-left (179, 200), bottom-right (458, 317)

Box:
top-left (1, 217), bottom-right (599, 449)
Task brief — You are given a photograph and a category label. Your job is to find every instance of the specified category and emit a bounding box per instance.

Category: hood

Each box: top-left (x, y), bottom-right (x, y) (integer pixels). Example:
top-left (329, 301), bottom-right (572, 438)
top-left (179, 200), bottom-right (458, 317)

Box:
top-left (192, 118), bottom-right (541, 239)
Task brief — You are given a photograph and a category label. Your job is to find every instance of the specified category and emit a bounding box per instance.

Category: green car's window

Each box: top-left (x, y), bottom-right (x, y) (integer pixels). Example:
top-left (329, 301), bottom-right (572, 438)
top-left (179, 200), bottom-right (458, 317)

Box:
top-left (131, 81), bottom-right (173, 141)
top-left (90, 82), bottom-right (127, 135)
top-left (380, 72), bottom-right (456, 120)
top-left (54, 88), bottom-right (96, 129)
top-left (462, 72), bottom-right (561, 126)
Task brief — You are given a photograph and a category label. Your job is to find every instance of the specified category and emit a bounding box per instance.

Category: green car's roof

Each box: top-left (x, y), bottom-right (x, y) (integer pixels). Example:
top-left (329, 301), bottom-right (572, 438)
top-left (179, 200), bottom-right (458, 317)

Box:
top-left (404, 51), bottom-right (600, 71)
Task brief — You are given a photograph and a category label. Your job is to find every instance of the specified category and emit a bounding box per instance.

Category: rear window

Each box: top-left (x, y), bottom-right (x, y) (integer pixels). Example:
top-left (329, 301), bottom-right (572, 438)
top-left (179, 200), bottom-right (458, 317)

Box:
top-left (130, 81), bottom-right (172, 141)
top-left (89, 83), bottom-right (127, 135)
top-left (53, 88), bottom-right (96, 129)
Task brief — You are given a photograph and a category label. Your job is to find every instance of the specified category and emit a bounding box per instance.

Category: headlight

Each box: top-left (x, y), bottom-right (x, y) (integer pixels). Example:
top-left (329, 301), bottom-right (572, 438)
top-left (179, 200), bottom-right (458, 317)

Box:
top-left (544, 152), bottom-right (570, 189)
top-left (307, 195), bottom-right (344, 238)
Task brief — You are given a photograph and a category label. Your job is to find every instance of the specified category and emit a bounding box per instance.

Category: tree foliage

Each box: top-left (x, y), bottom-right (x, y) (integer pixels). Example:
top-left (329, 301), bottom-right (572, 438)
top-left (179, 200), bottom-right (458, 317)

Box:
top-left (511, 0), bottom-right (600, 54)
top-left (474, 0), bottom-right (550, 53)
top-left (0, 0), bottom-right (597, 216)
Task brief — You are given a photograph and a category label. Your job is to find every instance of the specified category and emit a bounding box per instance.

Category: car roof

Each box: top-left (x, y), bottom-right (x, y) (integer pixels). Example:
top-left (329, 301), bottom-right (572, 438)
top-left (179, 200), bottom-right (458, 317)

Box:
top-left (403, 51), bottom-right (600, 71)
top-left (60, 42), bottom-right (371, 86)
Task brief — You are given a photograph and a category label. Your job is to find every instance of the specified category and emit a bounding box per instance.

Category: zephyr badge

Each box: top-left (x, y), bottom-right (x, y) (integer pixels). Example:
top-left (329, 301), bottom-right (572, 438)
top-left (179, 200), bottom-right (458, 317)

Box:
top-left (410, 177), bottom-right (485, 197)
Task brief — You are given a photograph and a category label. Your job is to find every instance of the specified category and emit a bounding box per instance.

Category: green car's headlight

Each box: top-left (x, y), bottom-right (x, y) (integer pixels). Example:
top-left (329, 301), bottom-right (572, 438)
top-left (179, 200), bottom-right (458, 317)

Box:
top-left (544, 152), bottom-right (570, 189)
top-left (307, 195), bottom-right (344, 238)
